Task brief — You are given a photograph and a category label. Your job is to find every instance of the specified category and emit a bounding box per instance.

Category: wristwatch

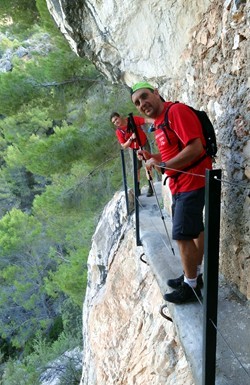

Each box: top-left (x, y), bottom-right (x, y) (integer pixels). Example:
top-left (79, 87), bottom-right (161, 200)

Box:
top-left (158, 162), bottom-right (166, 168)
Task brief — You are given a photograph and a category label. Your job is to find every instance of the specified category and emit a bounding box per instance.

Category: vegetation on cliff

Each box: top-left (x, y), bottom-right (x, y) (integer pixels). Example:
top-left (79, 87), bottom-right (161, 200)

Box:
top-left (0, 1), bottom-right (136, 383)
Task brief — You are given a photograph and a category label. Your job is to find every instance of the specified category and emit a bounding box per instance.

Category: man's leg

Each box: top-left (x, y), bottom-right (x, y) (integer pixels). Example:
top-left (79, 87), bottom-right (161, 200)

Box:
top-left (143, 140), bottom-right (154, 196)
top-left (145, 168), bottom-right (154, 196)
top-left (177, 231), bottom-right (204, 277)
top-left (176, 238), bottom-right (199, 280)
top-left (137, 167), bottom-right (141, 195)
top-left (194, 230), bottom-right (204, 277)
top-left (164, 189), bottom-right (204, 303)
top-left (164, 238), bottom-right (202, 303)
top-left (137, 168), bottom-right (140, 183)
top-left (194, 230), bottom-right (204, 266)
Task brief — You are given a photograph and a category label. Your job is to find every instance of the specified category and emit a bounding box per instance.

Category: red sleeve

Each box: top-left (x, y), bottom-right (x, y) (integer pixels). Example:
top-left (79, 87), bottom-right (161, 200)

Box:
top-left (115, 129), bottom-right (126, 144)
top-left (133, 116), bottom-right (146, 126)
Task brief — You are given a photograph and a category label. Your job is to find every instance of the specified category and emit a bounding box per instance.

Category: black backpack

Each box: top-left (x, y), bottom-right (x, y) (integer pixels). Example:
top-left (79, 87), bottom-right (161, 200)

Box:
top-left (162, 102), bottom-right (217, 159)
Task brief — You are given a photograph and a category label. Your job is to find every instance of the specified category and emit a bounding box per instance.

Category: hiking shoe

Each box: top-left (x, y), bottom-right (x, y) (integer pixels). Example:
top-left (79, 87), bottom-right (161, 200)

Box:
top-left (163, 282), bottom-right (202, 304)
top-left (146, 187), bottom-right (154, 197)
top-left (167, 273), bottom-right (203, 289)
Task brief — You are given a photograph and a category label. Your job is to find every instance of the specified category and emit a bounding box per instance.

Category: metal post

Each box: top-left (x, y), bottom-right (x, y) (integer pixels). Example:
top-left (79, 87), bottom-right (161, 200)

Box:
top-left (132, 149), bottom-right (142, 246)
top-left (202, 169), bottom-right (221, 385)
top-left (120, 149), bottom-right (130, 218)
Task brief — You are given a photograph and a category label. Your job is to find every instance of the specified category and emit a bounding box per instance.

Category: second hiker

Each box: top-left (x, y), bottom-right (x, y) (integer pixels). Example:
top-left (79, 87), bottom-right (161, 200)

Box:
top-left (110, 111), bottom-right (154, 197)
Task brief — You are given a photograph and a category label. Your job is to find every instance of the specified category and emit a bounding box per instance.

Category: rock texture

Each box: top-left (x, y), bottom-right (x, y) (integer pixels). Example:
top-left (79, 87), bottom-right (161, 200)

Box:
top-left (81, 190), bottom-right (194, 385)
top-left (45, 0), bottom-right (250, 383)
top-left (0, 32), bottom-right (53, 73)
top-left (46, 0), bottom-right (249, 299)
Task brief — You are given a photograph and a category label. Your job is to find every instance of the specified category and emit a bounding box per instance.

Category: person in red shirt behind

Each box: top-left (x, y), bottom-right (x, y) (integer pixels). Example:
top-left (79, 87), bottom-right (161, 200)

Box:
top-left (110, 111), bottom-right (154, 197)
top-left (131, 81), bottom-right (212, 304)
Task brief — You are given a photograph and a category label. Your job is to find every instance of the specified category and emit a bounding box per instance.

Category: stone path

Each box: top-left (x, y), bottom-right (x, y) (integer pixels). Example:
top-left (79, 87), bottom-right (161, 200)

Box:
top-left (135, 181), bottom-right (250, 385)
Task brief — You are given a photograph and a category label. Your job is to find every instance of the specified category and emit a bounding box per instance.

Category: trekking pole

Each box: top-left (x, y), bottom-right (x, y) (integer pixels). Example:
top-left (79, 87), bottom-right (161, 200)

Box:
top-left (128, 113), bottom-right (142, 148)
top-left (147, 169), bottom-right (175, 256)
top-left (127, 113), bottom-right (142, 245)
top-left (128, 112), bottom-right (175, 256)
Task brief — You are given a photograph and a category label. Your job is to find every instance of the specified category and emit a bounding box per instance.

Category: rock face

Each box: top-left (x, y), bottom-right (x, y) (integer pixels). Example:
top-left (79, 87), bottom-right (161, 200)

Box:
top-left (81, 190), bottom-right (195, 385)
top-left (45, 1), bottom-right (250, 383)
top-left (46, 0), bottom-right (249, 299)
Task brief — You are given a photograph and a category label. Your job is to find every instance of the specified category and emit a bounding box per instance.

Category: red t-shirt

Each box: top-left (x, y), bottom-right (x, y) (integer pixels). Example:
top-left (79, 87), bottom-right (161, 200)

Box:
top-left (154, 102), bottom-right (212, 194)
top-left (116, 116), bottom-right (148, 149)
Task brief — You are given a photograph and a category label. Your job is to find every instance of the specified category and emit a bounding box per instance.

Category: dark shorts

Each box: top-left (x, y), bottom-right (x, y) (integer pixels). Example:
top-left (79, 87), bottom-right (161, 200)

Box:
top-left (171, 187), bottom-right (205, 240)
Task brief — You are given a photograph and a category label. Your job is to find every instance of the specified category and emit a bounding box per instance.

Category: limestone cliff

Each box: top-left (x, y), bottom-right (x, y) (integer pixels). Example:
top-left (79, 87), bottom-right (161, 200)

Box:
top-left (44, 1), bottom-right (250, 384)
top-left (46, 0), bottom-right (249, 298)
top-left (81, 190), bottom-right (195, 385)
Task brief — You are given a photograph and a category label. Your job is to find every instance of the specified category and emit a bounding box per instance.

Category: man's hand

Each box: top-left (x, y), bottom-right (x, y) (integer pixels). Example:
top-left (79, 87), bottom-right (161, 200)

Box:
top-left (145, 157), bottom-right (160, 171)
top-left (137, 149), bottom-right (151, 161)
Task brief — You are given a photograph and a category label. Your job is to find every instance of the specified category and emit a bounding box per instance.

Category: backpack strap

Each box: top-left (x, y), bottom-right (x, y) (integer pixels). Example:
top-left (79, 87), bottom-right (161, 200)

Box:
top-left (158, 102), bottom-right (178, 145)
top-left (116, 127), bottom-right (126, 135)
top-left (159, 102), bottom-right (182, 151)
top-left (159, 101), bottom-right (208, 182)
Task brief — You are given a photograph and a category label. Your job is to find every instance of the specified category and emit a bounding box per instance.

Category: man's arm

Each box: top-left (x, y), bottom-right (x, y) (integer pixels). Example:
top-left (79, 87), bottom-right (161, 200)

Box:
top-left (145, 138), bottom-right (204, 171)
top-left (120, 133), bottom-right (136, 149)
top-left (163, 138), bottom-right (204, 169)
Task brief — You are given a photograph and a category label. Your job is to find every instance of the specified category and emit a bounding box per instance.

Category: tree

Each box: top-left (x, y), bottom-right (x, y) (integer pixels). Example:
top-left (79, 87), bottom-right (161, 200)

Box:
top-left (0, 0), bottom-right (39, 38)
top-left (0, 0), bottom-right (136, 375)
top-left (0, 209), bottom-right (56, 348)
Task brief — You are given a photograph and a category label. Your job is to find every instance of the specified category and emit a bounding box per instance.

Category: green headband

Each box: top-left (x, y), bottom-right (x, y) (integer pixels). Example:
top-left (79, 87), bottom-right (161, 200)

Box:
top-left (130, 82), bottom-right (155, 95)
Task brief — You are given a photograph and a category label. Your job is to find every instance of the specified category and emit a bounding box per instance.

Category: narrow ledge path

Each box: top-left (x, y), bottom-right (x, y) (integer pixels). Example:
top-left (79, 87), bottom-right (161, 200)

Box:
top-left (135, 181), bottom-right (250, 385)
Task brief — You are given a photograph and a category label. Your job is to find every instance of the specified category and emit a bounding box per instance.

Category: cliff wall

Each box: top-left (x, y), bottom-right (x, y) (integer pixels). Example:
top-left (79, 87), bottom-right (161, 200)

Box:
top-left (45, 1), bottom-right (250, 384)
top-left (80, 190), bottom-right (195, 385)
top-left (46, 0), bottom-right (249, 298)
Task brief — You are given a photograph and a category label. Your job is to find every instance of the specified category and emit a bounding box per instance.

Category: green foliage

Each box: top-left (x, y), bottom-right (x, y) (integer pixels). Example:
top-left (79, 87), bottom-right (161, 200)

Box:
top-left (0, 209), bottom-right (57, 348)
top-left (0, 1), bottom-right (138, 382)
top-left (5, 124), bottom-right (87, 176)
top-left (0, 70), bottom-right (37, 115)
top-left (0, 166), bottom-right (44, 213)
top-left (0, 0), bottom-right (39, 38)
top-left (1, 359), bottom-right (40, 385)
top-left (1, 332), bottom-right (82, 385)
top-left (0, 106), bottom-right (54, 143)
top-left (61, 299), bottom-right (82, 338)
top-left (45, 249), bottom-right (88, 307)
top-left (0, 43), bottom-right (99, 116)
top-left (36, 0), bottom-right (71, 48)
top-left (0, 208), bottom-right (41, 255)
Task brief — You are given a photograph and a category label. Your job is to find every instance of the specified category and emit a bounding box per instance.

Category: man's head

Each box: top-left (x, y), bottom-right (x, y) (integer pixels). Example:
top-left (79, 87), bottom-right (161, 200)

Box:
top-left (130, 82), bottom-right (155, 95)
top-left (110, 112), bottom-right (122, 127)
top-left (130, 82), bottom-right (164, 119)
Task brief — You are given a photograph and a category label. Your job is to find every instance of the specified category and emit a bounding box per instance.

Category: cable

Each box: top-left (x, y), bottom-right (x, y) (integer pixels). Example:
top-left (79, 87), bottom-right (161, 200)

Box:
top-left (209, 318), bottom-right (250, 378)
top-left (159, 164), bottom-right (206, 179)
top-left (147, 171), bottom-right (175, 256)
top-left (159, 164), bottom-right (249, 191)
top-left (134, 194), bottom-right (175, 256)
top-left (214, 176), bottom-right (250, 190)
top-left (134, 182), bottom-right (248, 379)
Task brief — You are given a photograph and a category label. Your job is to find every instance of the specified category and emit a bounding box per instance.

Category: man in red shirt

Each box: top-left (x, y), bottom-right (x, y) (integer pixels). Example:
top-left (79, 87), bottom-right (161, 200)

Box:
top-left (131, 82), bottom-right (212, 304)
top-left (110, 111), bottom-right (154, 197)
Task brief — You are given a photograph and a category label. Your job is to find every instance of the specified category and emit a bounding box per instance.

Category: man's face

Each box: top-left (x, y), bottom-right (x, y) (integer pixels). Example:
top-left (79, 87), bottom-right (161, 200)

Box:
top-left (131, 88), bottom-right (163, 118)
top-left (111, 115), bottom-right (122, 127)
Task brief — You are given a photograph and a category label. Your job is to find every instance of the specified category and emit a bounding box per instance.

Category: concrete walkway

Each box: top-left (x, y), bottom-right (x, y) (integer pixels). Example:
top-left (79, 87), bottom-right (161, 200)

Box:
top-left (136, 181), bottom-right (250, 385)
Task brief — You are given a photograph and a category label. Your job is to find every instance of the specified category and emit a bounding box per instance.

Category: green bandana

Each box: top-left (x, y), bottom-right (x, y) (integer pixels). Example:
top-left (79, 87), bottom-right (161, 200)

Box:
top-left (130, 82), bottom-right (155, 95)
